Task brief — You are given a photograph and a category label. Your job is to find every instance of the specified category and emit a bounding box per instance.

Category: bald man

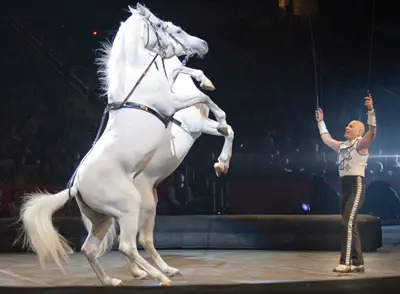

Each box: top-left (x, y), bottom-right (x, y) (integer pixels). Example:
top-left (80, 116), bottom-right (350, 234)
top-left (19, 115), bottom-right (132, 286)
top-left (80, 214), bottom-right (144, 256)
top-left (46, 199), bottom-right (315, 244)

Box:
top-left (315, 94), bottom-right (376, 273)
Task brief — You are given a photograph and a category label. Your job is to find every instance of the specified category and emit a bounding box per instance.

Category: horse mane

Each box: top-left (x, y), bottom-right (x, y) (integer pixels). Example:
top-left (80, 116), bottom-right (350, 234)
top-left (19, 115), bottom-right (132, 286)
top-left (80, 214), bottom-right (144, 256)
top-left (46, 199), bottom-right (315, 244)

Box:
top-left (95, 6), bottom-right (141, 97)
top-left (95, 38), bottom-right (113, 97)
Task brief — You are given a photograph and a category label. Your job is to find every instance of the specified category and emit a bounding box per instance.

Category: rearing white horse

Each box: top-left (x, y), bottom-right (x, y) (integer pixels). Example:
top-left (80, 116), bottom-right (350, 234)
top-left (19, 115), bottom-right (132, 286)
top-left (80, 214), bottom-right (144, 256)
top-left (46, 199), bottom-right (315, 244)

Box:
top-left (19, 4), bottom-right (228, 287)
top-left (83, 53), bottom-right (234, 279)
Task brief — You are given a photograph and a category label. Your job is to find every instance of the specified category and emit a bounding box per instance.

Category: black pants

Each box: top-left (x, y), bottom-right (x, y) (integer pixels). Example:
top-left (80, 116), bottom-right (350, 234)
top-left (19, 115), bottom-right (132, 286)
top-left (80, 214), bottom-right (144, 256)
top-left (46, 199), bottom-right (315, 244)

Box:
top-left (340, 176), bottom-right (366, 266)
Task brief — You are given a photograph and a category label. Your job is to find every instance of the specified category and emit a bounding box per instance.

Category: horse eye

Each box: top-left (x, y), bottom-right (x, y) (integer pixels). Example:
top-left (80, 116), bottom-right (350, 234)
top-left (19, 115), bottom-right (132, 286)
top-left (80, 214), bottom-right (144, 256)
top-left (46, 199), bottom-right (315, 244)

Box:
top-left (177, 30), bottom-right (182, 34)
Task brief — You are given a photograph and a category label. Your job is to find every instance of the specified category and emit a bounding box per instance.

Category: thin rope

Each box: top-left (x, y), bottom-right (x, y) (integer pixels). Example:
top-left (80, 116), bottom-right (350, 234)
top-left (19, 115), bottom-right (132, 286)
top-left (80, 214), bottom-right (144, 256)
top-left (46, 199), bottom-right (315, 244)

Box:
top-left (367, 0), bottom-right (376, 93)
top-left (308, 15), bottom-right (320, 109)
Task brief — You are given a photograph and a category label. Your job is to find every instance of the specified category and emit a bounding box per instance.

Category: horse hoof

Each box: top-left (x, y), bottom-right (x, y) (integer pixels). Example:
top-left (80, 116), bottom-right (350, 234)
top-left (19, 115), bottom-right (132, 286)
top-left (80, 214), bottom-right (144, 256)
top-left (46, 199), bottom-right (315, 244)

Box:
top-left (224, 165), bottom-right (229, 174)
top-left (160, 281), bottom-right (173, 287)
top-left (110, 278), bottom-right (123, 286)
top-left (132, 269), bottom-right (151, 280)
top-left (217, 125), bottom-right (229, 136)
top-left (200, 79), bottom-right (215, 91)
top-left (214, 162), bottom-right (228, 177)
top-left (165, 268), bottom-right (182, 277)
top-left (214, 163), bottom-right (223, 177)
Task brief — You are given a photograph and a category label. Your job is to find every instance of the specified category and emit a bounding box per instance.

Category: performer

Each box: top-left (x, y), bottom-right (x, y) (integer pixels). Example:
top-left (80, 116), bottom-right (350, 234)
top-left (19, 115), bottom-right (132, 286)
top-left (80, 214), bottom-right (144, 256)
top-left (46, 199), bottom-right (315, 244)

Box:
top-left (315, 94), bottom-right (376, 273)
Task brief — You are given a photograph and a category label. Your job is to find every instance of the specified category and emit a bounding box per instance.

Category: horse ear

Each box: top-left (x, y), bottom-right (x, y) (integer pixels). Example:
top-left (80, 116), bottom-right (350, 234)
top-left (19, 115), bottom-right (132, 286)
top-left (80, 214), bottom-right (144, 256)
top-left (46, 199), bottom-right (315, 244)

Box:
top-left (136, 3), bottom-right (149, 16)
top-left (128, 5), bottom-right (135, 14)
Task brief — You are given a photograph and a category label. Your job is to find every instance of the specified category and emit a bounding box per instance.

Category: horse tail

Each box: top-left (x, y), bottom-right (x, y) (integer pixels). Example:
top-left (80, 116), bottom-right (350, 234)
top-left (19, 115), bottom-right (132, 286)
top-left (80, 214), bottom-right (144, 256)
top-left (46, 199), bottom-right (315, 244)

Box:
top-left (17, 188), bottom-right (76, 273)
top-left (81, 213), bottom-right (118, 257)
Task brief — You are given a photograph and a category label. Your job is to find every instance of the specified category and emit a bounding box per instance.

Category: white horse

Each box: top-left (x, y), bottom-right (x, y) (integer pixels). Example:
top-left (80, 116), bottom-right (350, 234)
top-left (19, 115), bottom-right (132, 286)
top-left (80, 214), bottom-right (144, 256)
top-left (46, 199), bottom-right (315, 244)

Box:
top-left (82, 54), bottom-right (234, 279)
top-left (18, 4), bottom-right (228, 287)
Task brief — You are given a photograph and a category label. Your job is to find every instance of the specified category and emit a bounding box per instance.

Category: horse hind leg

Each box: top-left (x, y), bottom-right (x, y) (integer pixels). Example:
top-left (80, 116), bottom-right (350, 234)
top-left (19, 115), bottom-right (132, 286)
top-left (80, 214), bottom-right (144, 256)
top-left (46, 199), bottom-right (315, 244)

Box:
top-left (138, 189), bottom-right (181, 277)
top-left (118, 208), bottom-right (172, 286)
top-left (126, 186), bottom-right (161, 280)
top-left (76, 194), bottom-right (122, 286)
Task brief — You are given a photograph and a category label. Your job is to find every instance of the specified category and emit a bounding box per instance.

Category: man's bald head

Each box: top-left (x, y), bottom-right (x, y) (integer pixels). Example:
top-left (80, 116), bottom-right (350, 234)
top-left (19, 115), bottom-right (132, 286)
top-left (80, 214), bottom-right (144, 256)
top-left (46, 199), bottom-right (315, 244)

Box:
top-left (344, 120), bottom-right (365, 140)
